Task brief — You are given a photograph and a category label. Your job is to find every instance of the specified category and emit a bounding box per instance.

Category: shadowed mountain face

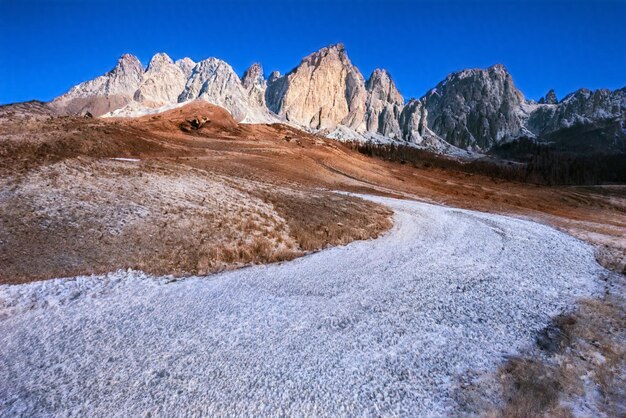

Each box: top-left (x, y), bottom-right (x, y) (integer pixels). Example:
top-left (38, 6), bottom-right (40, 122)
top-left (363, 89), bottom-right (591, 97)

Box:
top-left (48, 44), bottom-right (625, 155)
top-left (419, 64), bottom-right (526, 151)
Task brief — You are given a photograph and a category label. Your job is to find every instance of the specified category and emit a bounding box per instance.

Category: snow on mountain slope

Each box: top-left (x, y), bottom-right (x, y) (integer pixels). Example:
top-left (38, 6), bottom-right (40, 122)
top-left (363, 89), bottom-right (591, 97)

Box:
top-left (0, 195), bottom-right (604, 416)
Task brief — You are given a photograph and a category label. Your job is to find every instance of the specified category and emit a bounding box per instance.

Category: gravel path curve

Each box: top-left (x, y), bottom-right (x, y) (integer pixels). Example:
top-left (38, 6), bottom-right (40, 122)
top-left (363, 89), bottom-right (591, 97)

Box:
top-left (0, 195), bottom-right (603, 416)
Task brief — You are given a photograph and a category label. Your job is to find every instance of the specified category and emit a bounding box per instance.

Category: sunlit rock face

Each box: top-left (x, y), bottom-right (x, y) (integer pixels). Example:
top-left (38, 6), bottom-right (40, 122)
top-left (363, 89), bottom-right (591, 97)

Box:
top-left (134, 53), bottom-right (187, 107)
top-left (265, 43), bottom-right (368, 131)
top-left (365, 69), bottom-right (404, 139)
top-left (242, 62), bottom-right (267, 109)
top-left (51, 54), bottom-right (144, 116)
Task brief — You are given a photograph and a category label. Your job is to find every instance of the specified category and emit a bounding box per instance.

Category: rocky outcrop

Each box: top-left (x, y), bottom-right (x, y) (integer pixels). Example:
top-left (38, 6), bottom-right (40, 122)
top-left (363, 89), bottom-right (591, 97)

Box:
top-left (242, 63), bottom-right (267, 108)
top-left (417, 64), bottom-right (526, 151)
top-left (133, 53), bottom-right (187, 107)
top-left (399, 99), bottom-right (428, 144)
top-left (178, 58), bottom-right (275, 122)
top-left (265, 71), bottom-right (287, 114)
top-left (397, 99), bottom-right (463, 153)
top-left (265, 44), bottom-right (367, 131)
top-left (528, 87), bottom-right (626, 136)
top-left (175, 57), bottom-right (196, 79)
top-left (538, 89), bottom-right (558, 105)
top-left (365, 69), bottom-right (404, 139)
top-left (51, 54), bottom-right (144, 116)
top-left (50, 45), bottom-right (625, 156)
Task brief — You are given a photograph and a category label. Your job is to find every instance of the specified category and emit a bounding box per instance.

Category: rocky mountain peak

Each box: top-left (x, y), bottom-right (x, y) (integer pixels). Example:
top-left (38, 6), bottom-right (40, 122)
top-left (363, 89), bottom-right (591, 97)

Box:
top-left (134, 53), bottom-right (186, 106)
top-left (528, 87), bottom-right (626, 135)
top-left (302, 43), bottom-right (347, 65)
top-left (366, 69), bottom-right (403, 105)
top-left (176, 57), bottom-right (274, 122)
top-left (242, 63), bottom-right (265, 89)
top-left (106, 54), bottom-right (144, 93)
top-left (178, 58), bottom-right (237, 103)
top-left (364, 68), bottom-right (404, 138)
top-left (242, 63), bottom-right (267, 108)
top-left (115, 54), bottom-right (143, 73)
top-left (50, 53), bottom-right (144, 116)
top-left (421, 64), bottom-right (525, 151)
top-left (539, 89), bottom-right (558, 105)
top-left (175, 57), bottom-right (196, 79)
top-left (265, 43), bottom-right (367, 131)
top-left (267, 71), bottom-right (281, 84)
top-left (147, 53), bottom-right (174, 71)
top-left (488, 63), bottom-right (507, 74)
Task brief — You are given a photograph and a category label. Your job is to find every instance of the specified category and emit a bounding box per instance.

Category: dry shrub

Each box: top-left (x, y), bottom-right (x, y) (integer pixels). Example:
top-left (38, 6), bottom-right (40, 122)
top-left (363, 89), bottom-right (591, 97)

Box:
top-left (493, 289), bottom-right (626, 418)
top-left (499, 358), bottom-right (561, 417)
top-left (252, 189), bottom-right (392, 253)
top-left (249, 237), bottom-right (271, 261)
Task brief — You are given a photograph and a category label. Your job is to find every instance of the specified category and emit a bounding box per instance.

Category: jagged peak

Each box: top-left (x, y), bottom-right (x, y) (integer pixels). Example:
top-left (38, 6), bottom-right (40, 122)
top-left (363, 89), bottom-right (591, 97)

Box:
top-left (443, 63), bottom-right (511, 83)
top-left (367, 68), bottom-right (394, 87)
top-left (245, 62), bottom-right (263, 73)
top-left (368, 68), bottom-right (389, 80)
top-left (488, 63), bottom-right (508, 73)
top-left (195, 56), bottom-right (230, 67)
top-left (114, 54), bottom-right (142, 72)
top-left (189, 57), bottom-right (238, 78)
top-left (175, 57), bottom-right (195, 66)
top-left (175, 57), bottom-right (195, 78)
top-left (317, 42), bottom-right (345, 54)
top-left (366, 68), bottom-right (403, 105)
top-left (300, 43), bottom-right (349, 67)
top-left (560, 88), bottom-right (596, 104)
top-left (538, 89), bottom-right (558, 105)
top-left (268, 70), bottom-right (281, 83)
top-left (118, 53), bottom-right (140, 64)
top-left (147, 53), bottom-right (174, 72)
top-left (242, 62), bottom-right (264, 88)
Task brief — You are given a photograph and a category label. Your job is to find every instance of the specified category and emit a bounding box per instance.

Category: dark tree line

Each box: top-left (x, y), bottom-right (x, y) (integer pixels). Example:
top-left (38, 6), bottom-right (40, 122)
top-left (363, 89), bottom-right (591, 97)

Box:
top-left (343, 140), bottom-right (626, 186)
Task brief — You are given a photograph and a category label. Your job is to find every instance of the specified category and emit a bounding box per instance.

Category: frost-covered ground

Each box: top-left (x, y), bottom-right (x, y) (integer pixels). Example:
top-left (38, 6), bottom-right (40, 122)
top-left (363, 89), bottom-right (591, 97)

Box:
top-left (0, 196), bottom-right (604, 416)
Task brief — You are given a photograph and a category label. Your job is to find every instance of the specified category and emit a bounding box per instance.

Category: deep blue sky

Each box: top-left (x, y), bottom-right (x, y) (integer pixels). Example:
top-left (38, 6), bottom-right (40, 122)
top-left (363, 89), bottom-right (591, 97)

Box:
top-left (1, 0), bottom-right (625, 105)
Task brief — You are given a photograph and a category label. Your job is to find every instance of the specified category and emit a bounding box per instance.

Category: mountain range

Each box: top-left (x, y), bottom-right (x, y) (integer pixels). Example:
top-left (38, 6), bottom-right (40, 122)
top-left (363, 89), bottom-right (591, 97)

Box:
top-left (49, 43), bottom-right (626, 156)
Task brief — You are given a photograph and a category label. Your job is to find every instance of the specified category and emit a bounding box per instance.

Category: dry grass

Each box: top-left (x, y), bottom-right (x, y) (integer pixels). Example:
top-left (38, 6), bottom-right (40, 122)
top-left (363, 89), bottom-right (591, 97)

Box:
top-left (498, 358), bottom-right (562, 417)
top-left (251, 188), bottom-right (392, 252)
top-left (0, 157), bottom-right (391, 284)
top-left (481, 276), bottom-right (626, 417)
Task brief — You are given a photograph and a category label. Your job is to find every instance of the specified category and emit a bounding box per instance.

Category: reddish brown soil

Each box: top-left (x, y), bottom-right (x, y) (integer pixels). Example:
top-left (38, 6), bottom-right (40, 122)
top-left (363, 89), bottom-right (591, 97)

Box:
top-left (1, 100), bottom-right (624, 284)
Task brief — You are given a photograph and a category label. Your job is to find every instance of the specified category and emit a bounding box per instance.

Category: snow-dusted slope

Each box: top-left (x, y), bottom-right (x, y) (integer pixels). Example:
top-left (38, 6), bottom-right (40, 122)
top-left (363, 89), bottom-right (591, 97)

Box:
top-left (0, 195), bottom-right (604, 416)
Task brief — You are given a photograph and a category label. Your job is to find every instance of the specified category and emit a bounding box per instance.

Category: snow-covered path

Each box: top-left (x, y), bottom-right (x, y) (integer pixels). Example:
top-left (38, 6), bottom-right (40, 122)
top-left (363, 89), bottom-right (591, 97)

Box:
top-left (0, 196), bottom-right (604, 416)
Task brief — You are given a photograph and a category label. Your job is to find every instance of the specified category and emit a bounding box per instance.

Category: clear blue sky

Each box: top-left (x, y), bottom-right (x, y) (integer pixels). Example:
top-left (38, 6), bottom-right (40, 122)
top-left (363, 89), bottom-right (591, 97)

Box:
top-left (1, 0), bottom-right (624, 105)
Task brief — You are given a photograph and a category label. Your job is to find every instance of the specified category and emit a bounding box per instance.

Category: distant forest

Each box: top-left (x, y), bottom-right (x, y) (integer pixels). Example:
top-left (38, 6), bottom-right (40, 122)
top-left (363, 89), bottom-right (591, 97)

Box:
top-left (344, 140), bottom-right (626, 186)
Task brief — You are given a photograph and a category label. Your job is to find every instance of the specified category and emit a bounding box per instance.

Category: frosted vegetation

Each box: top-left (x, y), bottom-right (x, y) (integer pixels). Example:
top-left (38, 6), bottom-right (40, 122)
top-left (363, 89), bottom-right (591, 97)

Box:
top-left (0, 196), bottom-right (603, 416)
